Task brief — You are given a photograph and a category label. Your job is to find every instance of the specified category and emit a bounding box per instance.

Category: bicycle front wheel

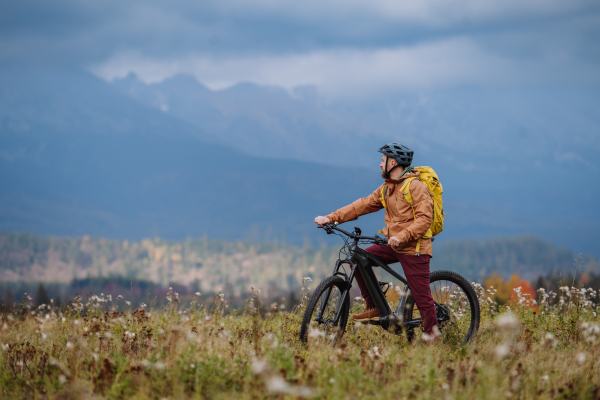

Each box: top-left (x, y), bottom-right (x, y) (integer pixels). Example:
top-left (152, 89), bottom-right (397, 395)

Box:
top-left (299, 275), bottom-right (350, 347)
top-left (403, 270), bottom-right (480, 346)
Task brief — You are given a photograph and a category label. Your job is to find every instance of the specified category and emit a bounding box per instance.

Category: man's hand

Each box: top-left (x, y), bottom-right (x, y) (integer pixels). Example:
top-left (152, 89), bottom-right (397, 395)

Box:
top-left (315, 216), bottom-right (330, 226)
top-left (388, 236), bottom-right (401, 247)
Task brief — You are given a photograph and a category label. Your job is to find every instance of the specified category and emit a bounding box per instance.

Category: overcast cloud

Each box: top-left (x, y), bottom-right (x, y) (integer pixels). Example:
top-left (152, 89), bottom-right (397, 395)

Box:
top-left (2, 0), bottom-right (599, 96)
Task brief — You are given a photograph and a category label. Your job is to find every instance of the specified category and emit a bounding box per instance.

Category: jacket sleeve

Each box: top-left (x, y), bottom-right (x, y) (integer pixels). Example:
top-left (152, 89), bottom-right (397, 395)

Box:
top-left (396, 179), bottom-right (434, 243)
top-left (325, 185), bottom-right (384, 224)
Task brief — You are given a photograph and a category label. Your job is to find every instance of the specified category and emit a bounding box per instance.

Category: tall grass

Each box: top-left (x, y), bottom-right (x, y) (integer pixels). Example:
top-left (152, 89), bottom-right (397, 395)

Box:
top-left (0, 282), bottom-right (598, 399)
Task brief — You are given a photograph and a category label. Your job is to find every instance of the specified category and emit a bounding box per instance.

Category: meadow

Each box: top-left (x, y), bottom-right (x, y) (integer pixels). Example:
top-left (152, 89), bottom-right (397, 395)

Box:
top-left (0, 282), bottom-right (599, 400)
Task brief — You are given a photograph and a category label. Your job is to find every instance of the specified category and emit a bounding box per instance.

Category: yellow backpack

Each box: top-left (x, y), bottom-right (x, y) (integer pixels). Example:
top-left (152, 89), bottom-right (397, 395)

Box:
top-left (379, 166), bottom-right (444, 255)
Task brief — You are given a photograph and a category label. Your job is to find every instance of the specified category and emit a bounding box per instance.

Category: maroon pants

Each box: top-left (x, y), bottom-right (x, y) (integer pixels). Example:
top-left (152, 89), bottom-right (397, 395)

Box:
top-left (355, 244), bottom-right (438, 334)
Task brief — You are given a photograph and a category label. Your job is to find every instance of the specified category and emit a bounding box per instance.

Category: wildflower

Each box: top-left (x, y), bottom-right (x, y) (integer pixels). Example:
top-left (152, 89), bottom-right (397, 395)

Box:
top-left (154, 362), bottom-right (166, 370)
top-left (372, 346), bottom-right (382, 358)
top-left (577, 353), bottom-right (587, 365)
top-left (329, 378), bottom-right (335, 384)
top-left (66, 342), bottom-right (73, 349)
top-left (495, 314), bottom-right (519, 333)
top-left (74, 320), bottom-right (79, 325)
top-left (308, 326), bottom-right (325, 339)
top-left (494, 344), bottom-right (510, 359)
top-left (58, 375), bottom-right (67, 384)
top-left (1, 344), bottom-right (8, 351)
top-left (195, 292), bottom-right (201, 296)
top-left (251, 358), bottom-right (268, 374)
top-left (41, 333), bottom-right (47, 341)
top-left (267, 376), bottom-right (289, 393)
top-left (422, 332), bottom-right (437, 342)
top-left (117, 295), bottom-right (123, 300)
top-left (126, 301), bottom-right (131, 306)
top-left (92, 353), bottom-right (99, 361)
top-left (542, 333), bottom-right (557, 348)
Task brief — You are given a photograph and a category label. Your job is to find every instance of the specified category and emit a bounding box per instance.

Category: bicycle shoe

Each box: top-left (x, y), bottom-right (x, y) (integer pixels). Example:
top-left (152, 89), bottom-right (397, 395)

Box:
top-left (351, 308), bottom-right (380, 322)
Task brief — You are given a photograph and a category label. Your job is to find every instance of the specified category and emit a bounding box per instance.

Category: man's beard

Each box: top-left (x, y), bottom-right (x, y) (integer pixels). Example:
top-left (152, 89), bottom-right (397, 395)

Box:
top-left (381, 170), bottom-right (388, 179)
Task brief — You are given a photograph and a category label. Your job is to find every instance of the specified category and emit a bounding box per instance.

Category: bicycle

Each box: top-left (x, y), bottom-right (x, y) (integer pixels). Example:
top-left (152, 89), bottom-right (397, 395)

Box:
top-left (299, 223), bottom-right (480, 346)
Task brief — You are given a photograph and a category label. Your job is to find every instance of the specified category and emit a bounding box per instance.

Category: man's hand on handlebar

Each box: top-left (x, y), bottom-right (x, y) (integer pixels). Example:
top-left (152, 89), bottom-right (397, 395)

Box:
top-left (388, 236), bottom-right (401, 247)
top-left (314, 216), bottom-right (330, 226)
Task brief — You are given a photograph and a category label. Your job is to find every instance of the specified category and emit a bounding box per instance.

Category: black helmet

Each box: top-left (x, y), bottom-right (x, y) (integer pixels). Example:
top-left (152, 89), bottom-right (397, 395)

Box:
top-left (377, 142), bottom-right (413, 179)
top-left (377, 142), bottom-right (413, 166)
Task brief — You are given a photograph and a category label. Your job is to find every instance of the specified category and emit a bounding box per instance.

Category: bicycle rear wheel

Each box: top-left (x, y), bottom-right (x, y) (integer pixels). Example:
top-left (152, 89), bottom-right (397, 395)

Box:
top-left (403, 270), bottom-right (480, 345)
top-left (299, 275), bottom-right (350, 347)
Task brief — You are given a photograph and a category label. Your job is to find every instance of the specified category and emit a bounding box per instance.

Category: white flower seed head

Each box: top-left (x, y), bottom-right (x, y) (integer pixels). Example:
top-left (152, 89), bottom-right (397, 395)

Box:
top-left (266, 376), bottom-right (289, 394)
top-left (495, 314), bottom-right (519, 333)
top-left (251, 358), bottom-right (267, 374)
top-left (494, 344), bottom-right (510, 359)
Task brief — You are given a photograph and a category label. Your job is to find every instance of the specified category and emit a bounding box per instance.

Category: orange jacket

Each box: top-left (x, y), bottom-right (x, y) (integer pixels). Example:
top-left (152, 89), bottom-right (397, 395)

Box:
top-left (325, 170), bottom-right (434, 257)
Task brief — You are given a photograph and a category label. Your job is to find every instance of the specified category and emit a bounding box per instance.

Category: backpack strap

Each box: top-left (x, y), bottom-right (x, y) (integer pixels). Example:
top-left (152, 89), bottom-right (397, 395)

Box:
top-left (379, 185), bottom-right (388, 209)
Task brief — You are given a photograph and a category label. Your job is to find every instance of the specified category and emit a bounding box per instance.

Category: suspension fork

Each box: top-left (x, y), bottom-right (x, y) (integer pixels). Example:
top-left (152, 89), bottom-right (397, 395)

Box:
top-left (316, 260), bottom-right (353, 323)
top-left (332, 269), bottom-right (354, 325)
top-left (316, 260), bottom-right (341, 321)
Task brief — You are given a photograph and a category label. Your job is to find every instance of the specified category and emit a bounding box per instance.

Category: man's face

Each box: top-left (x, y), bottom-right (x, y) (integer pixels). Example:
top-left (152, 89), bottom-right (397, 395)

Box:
top-left (380, 155), bottom-right (397, 178)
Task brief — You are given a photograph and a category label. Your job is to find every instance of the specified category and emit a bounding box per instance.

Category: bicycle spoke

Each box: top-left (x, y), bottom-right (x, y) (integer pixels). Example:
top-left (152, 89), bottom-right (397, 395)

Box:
top-left (307, 285), bottom-right (345, 343)
top-left (404, 274), bottom-right (478, 346)
top-left (431, 279), bottom-right (472, 346)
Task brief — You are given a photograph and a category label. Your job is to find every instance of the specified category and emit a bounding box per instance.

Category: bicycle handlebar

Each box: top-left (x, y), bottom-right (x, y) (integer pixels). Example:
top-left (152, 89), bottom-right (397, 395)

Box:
top-left (318, 223), bottom-right (388, 245)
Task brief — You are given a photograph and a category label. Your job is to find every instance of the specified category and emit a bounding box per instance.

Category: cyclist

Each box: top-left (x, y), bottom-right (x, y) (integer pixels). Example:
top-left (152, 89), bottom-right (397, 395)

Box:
top-left (315, 143), bottom-right (439, 338)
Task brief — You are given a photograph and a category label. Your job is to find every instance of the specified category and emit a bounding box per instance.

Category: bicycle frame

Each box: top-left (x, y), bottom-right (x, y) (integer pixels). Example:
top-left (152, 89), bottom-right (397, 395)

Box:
top-left (316, 225), bottom-right (421, 334)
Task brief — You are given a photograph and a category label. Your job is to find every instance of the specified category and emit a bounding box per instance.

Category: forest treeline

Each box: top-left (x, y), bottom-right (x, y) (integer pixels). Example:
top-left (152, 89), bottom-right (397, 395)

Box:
top-left (0, 232), bottom-right (598, 310)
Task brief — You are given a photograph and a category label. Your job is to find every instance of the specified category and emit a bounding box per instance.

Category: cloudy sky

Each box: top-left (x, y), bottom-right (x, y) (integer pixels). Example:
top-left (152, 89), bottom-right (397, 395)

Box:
top-left (2, 0), bottom-right (599, 97)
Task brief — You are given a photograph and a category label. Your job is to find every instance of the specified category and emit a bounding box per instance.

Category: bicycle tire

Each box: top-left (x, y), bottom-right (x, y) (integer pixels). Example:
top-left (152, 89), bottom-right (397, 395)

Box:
top-left (299, 275), bottom-right (350, 347)
top-left (403, 270), bottom-right (480, 345)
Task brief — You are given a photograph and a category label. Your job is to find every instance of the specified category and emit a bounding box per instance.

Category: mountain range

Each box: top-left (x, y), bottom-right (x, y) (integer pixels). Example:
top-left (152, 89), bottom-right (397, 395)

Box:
top-left (0, 67), bottom-right (599, 254)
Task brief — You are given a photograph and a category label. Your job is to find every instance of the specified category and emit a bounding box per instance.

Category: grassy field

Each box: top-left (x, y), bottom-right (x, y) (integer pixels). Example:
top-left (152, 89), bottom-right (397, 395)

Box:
top-left (0, 284), bottom-right (599, 399)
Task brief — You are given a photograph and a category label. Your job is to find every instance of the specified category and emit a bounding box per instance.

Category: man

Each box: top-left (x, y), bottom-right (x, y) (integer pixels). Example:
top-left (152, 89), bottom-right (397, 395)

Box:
top-left (314, 143), bottom-right (438, 337)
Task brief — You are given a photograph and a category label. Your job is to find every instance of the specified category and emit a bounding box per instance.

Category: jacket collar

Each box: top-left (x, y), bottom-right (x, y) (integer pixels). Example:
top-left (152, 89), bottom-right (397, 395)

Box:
top-left (384, 169), bottom-right (420, 186)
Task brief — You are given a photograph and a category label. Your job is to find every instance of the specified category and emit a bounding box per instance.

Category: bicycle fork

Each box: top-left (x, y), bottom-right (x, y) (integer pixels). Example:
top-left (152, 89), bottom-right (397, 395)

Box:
top-left (316, 260), bottom-right (354, 325)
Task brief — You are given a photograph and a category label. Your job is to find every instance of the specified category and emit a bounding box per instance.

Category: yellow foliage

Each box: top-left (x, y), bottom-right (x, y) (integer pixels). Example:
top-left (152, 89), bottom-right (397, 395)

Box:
top-left (485, 272), bottom-right (521, 303)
